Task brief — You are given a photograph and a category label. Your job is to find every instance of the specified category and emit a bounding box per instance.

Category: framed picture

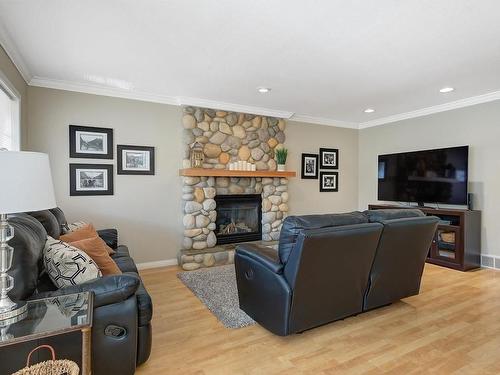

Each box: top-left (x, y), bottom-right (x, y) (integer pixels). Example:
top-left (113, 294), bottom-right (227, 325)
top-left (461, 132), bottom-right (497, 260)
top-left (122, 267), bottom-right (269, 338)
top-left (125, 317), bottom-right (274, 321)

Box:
top-left (117, 145), bottom-right (155, 175)
top-left (301, 153), bottom-right (319, 179)
top-left (70, 164), bottom-right (114, 196)
top-left (320, 171), bottom-right (338, 192)
top-left (69, 125), bottom-right (113, 159)
top-left (319, 148), bottom-right (339, 169)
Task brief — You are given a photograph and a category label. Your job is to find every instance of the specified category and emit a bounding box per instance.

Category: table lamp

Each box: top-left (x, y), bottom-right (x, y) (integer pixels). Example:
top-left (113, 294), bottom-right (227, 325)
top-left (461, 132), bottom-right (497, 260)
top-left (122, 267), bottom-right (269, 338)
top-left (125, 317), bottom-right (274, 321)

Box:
top-left (0, 151), bottom-right (56, 321)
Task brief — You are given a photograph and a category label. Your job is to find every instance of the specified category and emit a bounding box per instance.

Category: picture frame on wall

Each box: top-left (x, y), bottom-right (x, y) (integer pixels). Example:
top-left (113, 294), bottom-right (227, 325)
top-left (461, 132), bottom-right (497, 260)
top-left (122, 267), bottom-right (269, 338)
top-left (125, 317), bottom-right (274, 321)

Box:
top-left (117, 145), bottom-right (155, 175)
top-left (70, 163), bottom-right (114, 196)
top-left (301, 153), bottom-right (319, 179)
top-left (319, 148), bottom-right (339, 169)
top-left (320, 171), bottom-right (339, 192)
top-left (69, 125), bottom-right (113, 159)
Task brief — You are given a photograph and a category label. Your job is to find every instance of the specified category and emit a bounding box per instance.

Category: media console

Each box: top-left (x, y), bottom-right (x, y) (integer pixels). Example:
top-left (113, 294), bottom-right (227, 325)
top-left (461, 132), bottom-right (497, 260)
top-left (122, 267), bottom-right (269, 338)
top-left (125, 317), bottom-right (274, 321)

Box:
top-left (369, 204), bottom-right (481, 271)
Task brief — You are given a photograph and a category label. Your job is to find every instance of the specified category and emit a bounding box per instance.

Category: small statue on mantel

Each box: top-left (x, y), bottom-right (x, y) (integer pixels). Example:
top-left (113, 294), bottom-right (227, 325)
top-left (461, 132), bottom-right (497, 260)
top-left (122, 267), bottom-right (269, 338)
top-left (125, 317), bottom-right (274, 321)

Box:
top-left (190, 142), bottom-right (204, 168)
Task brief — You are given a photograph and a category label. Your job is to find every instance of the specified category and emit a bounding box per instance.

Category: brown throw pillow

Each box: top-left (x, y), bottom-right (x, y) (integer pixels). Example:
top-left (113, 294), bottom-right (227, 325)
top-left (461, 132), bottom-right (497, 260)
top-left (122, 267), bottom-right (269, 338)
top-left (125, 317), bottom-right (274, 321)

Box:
top-left (70, 236), bottom-right (122, 276)
top-left (60, 224), bottom-right (115, 255)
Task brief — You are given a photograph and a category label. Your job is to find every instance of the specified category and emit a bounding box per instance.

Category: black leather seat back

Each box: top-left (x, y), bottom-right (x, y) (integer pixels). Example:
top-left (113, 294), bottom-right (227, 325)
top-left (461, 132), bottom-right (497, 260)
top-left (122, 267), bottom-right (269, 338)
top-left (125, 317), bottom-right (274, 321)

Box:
top-left (363, 216), bottom-right (439, 311)
top-left (284, 223), bottom-right (383, 334)
top-left (278, 212), bottom-right (368, 264)
top-left (8, 214), bottom-right (47, 300)
top-left (27, 210), bottom-right (62, 239)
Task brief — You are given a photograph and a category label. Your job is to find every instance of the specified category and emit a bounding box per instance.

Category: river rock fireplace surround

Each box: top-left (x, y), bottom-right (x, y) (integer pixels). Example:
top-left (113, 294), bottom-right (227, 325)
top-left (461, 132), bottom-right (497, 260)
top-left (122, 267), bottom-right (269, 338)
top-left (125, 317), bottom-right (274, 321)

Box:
top-left (178, 106), bottom-right (294, 271)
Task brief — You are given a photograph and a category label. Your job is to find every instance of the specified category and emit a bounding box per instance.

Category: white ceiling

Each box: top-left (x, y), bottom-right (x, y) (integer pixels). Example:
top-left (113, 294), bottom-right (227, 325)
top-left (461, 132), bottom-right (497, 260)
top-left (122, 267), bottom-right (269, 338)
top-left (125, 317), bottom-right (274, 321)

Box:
top-left (1, 0), bottom-right (500, 128)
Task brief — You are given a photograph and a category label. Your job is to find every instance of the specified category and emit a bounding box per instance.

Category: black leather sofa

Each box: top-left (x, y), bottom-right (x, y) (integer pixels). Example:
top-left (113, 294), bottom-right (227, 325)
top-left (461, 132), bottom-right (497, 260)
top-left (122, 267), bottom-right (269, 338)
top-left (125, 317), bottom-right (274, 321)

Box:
top-left (235, 209), bottom-right (438, 336)
top-left (8, 208), bottom-right (152, 375)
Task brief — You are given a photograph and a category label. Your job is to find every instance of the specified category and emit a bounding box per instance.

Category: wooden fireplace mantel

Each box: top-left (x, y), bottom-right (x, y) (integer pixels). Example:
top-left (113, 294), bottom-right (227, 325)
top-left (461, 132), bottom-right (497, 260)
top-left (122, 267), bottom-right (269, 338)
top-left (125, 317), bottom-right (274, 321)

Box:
top-left (179, 168), bottom-right (296, 178)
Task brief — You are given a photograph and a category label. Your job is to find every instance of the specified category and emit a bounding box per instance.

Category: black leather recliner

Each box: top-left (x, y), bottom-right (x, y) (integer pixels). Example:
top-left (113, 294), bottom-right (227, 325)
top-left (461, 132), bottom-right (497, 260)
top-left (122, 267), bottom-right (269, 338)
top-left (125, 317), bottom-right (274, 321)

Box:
top-left (8, 208), bottom-right (152, 375)
top-left (235, 210), bottom-right (438, 336)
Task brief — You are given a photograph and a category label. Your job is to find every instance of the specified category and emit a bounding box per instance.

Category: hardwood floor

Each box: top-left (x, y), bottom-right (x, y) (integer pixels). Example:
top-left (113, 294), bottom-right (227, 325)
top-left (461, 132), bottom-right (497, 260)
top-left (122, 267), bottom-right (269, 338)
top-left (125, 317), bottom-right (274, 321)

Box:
top-left (137, 264), bottom-right (500, 374)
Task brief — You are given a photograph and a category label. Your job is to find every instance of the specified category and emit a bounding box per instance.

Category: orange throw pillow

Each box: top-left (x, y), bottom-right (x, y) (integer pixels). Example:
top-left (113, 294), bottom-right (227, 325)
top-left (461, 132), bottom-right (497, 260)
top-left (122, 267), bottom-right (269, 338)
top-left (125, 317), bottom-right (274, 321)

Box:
top-left (60, 224), bottom-right (115, 255)
top-left (70, 236), bottom-right (122, 276)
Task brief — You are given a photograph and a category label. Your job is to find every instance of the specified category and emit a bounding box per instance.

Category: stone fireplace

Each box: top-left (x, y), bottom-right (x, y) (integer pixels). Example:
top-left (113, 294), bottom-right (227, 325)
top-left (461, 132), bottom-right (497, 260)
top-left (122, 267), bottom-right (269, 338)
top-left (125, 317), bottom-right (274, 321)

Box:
top-left (178, 106), bottom-right (292, 270)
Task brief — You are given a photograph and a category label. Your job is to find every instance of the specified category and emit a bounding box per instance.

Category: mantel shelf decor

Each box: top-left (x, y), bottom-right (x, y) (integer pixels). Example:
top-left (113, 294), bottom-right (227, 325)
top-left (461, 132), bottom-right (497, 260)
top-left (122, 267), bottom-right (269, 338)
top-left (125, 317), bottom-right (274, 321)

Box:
top-left (179, 168), bottom-right (296, 178)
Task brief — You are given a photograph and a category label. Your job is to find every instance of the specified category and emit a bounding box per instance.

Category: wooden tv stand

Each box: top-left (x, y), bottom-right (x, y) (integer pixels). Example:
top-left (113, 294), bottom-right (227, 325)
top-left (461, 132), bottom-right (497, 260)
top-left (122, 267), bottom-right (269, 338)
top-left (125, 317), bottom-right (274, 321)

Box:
top-left (369, 204), bottom-right (481, 271)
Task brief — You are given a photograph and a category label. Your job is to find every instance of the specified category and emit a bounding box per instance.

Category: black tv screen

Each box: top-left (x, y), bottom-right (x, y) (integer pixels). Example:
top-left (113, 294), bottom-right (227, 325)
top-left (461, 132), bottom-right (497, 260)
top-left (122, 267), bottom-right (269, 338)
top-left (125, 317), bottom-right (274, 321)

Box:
top-left (378, 146), bottom-right (469, 205)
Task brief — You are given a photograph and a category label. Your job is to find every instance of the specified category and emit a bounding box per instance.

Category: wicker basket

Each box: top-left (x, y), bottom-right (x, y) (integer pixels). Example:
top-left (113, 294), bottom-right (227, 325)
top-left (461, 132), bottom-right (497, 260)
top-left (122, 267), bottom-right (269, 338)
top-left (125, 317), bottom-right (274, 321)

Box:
top-left (12, 345), bottom-right (79, 375)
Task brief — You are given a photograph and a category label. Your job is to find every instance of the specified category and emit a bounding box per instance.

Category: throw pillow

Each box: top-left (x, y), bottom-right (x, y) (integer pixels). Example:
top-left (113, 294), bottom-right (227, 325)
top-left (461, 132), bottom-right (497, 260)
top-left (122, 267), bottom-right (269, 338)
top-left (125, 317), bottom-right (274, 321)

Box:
top-left (70, 236), bottom-right (122, 276)
top-left (65, 220), bottom-right (88, 233)
top-left (43, 236), bottom-right (102, 288)
top-left (60, 224), bottom-right (114, 255)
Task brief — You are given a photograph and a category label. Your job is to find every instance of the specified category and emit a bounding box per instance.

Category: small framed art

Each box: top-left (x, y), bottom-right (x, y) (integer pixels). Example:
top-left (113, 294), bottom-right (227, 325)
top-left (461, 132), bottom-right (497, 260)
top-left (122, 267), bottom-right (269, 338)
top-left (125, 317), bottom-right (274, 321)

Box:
top-left (69, 125), bottom-right (113, 159)
top-left (319, 148), bottom-right (339, 169)
top-left (70, 164), bottom-right (114, 196)
top-left (301, 153), bottom-right (319, 179)
top-left (320, 171), bottom-right (338, 192)
top-left (117, 145), bottom-right (155, 175)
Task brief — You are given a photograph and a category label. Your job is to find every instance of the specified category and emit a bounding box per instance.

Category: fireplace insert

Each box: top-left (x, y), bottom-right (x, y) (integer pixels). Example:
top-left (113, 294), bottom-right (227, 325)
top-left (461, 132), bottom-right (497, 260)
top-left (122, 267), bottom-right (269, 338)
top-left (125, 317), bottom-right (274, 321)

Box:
top-left (214, 194), bottom-right (262, 244)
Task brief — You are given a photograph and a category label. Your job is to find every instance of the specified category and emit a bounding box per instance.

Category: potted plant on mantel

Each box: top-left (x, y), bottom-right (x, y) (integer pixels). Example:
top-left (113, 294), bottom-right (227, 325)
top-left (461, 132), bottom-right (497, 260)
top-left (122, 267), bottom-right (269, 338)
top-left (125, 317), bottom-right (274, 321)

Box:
top-left (275, 148), bottom-right (288, 172)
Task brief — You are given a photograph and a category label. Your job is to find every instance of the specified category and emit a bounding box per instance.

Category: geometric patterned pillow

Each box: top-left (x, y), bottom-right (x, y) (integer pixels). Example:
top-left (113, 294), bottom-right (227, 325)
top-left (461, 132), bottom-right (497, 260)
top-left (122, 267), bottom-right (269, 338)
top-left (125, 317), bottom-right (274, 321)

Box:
top-left (43, 236), bottom-right (102, 288)
top-left (62, 220), bottom-right (88, 234)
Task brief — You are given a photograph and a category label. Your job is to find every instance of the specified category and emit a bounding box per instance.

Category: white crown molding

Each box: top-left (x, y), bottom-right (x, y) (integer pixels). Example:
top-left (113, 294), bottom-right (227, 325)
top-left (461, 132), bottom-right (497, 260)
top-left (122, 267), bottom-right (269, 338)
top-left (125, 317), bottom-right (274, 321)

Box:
top-left (0, 23), bottom-right (33, 83)
top-left (29, 76), bottom-right (179, 105)
top-left (290, 114), bottom-right (359, 129)
top-left (136, 258), bottom-right (178, 270)
top-left (176, 96), bottom-right (294, 119)
top-left (359, 90), bottom-right (500, 129)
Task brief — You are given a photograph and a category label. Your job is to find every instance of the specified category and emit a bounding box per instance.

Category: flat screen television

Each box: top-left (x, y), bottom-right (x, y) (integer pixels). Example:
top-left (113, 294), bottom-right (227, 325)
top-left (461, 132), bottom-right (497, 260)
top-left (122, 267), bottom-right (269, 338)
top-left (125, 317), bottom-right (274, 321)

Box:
top-left (378, 146), bottom-right (469, 205)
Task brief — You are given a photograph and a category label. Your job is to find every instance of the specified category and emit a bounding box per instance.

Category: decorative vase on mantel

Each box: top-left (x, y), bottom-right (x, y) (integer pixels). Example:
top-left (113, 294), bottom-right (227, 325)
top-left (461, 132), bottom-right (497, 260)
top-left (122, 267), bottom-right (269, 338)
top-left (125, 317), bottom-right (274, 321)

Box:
top-left (275, 148), bottom-right (288, 172)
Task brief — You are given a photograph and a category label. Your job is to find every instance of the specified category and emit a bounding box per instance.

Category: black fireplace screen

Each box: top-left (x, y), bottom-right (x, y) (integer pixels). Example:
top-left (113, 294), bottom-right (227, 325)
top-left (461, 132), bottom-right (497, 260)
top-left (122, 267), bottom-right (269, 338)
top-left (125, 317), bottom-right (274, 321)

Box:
top-left (214, 194), bottom-right (262, 244)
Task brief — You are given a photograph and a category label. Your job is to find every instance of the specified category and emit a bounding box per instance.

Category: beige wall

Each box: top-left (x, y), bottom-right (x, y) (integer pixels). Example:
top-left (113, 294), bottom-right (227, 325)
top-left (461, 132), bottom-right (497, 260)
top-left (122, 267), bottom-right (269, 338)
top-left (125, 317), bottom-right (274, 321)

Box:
top-left (27, 87), bottom-right (183, 264)
top-left (287, 121), bottom-right (359, 215)
top-left (358, 100), bottom-right (500, 257)
top-left (0, 45), bottom-right (28, 148)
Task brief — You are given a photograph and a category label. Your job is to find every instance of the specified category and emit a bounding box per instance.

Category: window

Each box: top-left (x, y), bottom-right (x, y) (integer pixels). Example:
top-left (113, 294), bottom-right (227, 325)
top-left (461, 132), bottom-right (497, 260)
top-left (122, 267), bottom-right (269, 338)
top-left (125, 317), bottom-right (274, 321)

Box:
top-left (0, 76), bottom-right (20, 150)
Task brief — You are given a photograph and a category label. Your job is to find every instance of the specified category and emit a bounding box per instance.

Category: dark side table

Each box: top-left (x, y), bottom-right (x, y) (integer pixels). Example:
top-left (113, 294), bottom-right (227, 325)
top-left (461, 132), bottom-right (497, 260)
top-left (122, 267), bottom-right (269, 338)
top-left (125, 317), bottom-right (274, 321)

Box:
top-left (0, 291), bottom-right (93, 374)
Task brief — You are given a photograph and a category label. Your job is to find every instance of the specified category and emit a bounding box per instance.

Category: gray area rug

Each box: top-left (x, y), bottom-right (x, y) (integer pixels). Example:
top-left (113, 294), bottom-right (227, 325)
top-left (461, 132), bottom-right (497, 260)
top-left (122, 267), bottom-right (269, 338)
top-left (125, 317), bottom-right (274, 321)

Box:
top-left (177, 264), bottom-right (256, 329)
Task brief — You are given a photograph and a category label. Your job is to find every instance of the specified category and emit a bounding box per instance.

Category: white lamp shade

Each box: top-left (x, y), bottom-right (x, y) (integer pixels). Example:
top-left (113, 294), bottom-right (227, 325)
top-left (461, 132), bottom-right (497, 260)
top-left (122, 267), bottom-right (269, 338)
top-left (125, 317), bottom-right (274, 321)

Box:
top-left (0, 151), bottom-right (57, 214)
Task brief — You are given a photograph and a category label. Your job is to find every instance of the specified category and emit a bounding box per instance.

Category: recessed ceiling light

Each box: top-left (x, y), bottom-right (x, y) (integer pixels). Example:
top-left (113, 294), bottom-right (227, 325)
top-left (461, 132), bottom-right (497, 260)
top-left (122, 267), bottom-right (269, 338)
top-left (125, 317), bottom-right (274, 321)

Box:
top-left (257, 87), bottom-right (271, 93)
top-left (364, 108), bottom-right (375, 113)
top-left (439, 87), bottom-right (455, 93)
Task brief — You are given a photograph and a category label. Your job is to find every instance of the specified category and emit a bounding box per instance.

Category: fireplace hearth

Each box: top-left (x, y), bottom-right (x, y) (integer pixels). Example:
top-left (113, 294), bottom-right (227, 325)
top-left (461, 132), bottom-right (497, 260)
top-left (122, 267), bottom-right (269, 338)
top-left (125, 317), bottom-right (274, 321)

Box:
top-left (215, 194), bottom-right (262, 244)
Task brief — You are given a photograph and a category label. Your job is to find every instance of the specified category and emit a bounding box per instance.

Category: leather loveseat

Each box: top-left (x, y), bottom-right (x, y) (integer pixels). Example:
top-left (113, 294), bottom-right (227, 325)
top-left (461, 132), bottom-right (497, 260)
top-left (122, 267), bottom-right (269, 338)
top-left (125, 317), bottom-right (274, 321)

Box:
top-left (235, 209), bottom-right (438, 336)
top-left (7, 208), bottom-right (152, 375)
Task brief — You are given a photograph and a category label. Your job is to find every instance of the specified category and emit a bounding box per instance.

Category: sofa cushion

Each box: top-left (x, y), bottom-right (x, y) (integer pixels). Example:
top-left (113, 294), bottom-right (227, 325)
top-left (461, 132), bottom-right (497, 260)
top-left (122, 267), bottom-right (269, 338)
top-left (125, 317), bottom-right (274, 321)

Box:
top-left (365, 209), bottom-right (426, 223)
top-left (60, 224), bottom-right (114, 255)
top-left (278, 212), bottom-right (368, 263)
top-left (8, 214), bottom-right (48, 300)
top-left (49, 207), bottom-right (69, 232)
top-left (113, 253), bottom-right (139, 274)
top-left (69, 236), bottom-right (122, 276)
top-left (27, 210), bottom-right (61, 239)
top-left (43, 236), bottom-right (102, 288)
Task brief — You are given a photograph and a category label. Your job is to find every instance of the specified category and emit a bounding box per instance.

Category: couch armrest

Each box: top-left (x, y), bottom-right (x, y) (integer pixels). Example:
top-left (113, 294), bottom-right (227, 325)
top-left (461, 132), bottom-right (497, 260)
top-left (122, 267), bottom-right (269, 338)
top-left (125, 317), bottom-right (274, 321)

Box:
top-left (97, 228), bottom-right (118, 249)
top-left (236, 243), bottom-right (283, 274)
top-left (33, 274), bottom-right (140, 308)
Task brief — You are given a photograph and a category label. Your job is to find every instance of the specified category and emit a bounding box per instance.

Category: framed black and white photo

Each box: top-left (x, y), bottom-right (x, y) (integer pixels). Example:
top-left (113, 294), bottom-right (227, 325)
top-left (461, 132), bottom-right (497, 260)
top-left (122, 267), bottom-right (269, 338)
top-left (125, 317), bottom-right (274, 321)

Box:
top-left (319, 148), bottom-right (339, 169)
top-left (301, 153), bottom-right (319, 179)
top-left (320, 171), bottom-right (338, 192)
top-left (70, 164), bottom-right (114, 196)
top-left (117, 145), bottom-right (155, 175)
top-left (69, 125), bottom-right (113, 159)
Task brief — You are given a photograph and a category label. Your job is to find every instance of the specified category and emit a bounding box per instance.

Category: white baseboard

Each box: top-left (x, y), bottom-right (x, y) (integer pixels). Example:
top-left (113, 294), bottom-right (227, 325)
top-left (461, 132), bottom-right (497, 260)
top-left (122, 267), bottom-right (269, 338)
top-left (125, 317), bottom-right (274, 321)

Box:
top-left (136, 258), bottom-right (178, 270)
